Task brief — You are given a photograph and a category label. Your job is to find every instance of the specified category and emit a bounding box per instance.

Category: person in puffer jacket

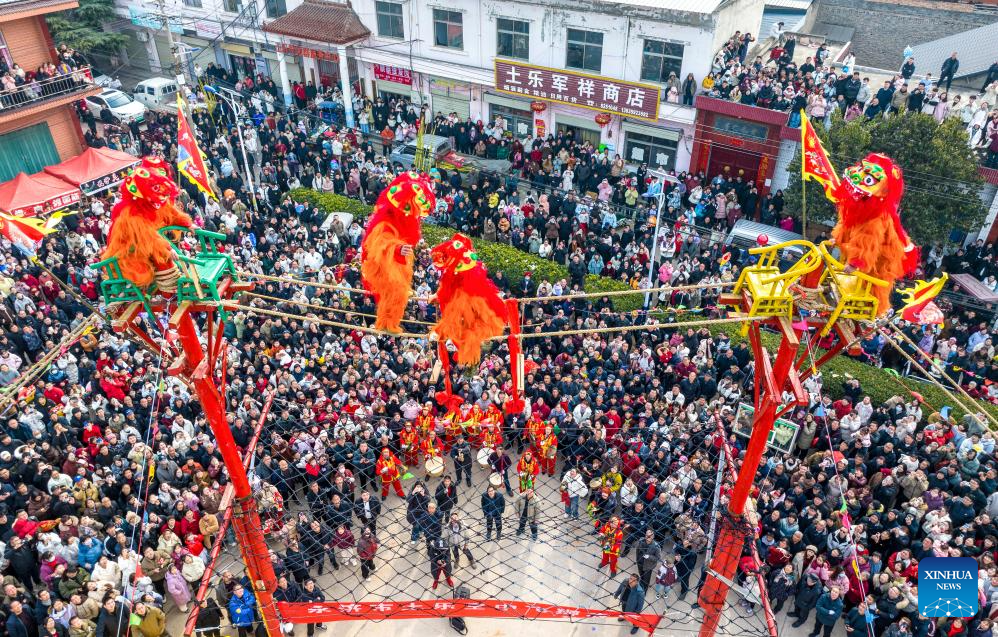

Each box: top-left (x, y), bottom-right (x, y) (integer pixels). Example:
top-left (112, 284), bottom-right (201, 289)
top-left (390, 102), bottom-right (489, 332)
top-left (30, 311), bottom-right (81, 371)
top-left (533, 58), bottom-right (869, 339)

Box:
top-left (228, 583), bottom-right (257, 637)
top-left (77, 536), bottom-right (103, 571)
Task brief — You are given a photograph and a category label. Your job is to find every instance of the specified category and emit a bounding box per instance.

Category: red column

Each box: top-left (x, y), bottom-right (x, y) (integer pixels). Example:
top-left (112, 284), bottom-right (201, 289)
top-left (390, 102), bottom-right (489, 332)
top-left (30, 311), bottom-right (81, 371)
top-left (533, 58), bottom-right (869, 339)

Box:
top-left (175, 312), bottom-right (282, 637)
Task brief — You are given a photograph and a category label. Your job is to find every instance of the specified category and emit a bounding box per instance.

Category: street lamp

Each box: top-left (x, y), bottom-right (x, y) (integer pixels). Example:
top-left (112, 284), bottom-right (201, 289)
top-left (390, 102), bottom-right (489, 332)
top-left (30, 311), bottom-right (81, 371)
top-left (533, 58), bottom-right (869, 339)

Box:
top-left (643, 168), bottom-right (671, 310)
top-left (204, 85), bottom-right (258, 213)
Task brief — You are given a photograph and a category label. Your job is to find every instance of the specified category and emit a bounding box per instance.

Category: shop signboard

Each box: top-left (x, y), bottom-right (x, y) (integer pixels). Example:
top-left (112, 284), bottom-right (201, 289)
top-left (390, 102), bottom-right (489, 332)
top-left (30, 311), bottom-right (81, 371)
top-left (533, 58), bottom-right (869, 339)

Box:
top-left (374, 64), bottom-right (412, 86)
top-left (732, 402), bottom-right (799, 455)
top-left (494, 59), bottom-right (660, 122)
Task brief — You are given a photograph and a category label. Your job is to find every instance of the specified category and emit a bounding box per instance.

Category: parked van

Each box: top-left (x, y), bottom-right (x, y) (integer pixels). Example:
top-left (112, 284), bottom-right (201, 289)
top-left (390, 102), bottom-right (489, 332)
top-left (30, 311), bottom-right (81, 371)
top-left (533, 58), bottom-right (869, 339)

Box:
top-left (133, 77), bottom-right (180, 112)
top-left (725, 219), bottom-right (806, 268)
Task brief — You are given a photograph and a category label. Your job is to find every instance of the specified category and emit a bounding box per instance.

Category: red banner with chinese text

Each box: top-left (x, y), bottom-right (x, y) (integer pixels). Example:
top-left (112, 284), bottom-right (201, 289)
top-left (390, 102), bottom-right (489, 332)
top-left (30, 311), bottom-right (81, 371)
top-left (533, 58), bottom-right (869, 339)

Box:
top-left (278, 599), bottom-right (662, 634)
top-left (373, 64), bottom-right (413, 86)
top-left (799, 110), bottom-right (840, 196)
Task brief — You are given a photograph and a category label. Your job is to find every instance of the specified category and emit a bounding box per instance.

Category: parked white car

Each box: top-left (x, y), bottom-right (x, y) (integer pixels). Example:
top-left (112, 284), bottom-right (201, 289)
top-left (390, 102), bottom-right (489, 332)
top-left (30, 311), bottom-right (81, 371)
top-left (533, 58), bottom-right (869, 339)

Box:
top-left (85, 89), bottom-right (146, 124)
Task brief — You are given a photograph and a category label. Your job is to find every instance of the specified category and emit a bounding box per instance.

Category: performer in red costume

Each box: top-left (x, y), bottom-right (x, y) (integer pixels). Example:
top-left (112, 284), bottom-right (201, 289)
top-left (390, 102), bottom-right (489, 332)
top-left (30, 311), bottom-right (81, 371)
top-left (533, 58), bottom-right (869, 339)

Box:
top-left (399, 422), bottom-right (420, 468)
top-left (361, 171), bottom-right (435, 332)
top-left (375, 448), bottom-right (405, 499)
top-left (100, 157), bottom-right (192, 292)
top-left (430, 233), bottom-right (508, 366)
top-left (516, 450), bottom-right (540, 493)
top-left (828, 154), bottom-right (918, 314)
top-left (599, 516), bottom-right (624, 577)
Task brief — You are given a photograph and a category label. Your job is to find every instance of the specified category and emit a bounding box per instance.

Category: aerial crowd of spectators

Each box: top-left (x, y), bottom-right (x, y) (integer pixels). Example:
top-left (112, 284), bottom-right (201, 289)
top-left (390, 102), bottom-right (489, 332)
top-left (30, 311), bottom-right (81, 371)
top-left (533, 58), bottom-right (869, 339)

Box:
top-left (4, 33), bottom-right (998, 637)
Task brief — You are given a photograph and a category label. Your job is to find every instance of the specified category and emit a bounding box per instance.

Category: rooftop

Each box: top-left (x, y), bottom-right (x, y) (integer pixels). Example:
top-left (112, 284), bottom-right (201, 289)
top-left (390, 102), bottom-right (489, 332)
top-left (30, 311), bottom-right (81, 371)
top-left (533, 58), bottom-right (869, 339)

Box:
top-left (262, 0), bottom-right (370, 46)
top-left (0, 0), bottom-right (78, 19)
top-left (601, 0), bottom-right (726, 14)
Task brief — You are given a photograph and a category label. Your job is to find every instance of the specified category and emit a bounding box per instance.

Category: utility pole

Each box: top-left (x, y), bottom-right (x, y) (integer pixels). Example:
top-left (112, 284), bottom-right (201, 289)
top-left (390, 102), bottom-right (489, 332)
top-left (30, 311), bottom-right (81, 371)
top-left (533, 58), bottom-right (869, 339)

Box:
top-left (155, 0), bottom-right (183, 79)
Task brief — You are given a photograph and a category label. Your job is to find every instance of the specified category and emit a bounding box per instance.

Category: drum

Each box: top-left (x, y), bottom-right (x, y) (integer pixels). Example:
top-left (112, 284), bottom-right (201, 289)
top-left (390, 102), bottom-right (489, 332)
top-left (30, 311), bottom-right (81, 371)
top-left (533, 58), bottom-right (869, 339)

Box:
top-left (546, 447), bottom-right (557, 459)
top-left (477, 447), bottom-right (492, 467)
top-left (425, 457), bottom-right (445, 477)
top-left (489, 472), bottom-right (503, 487)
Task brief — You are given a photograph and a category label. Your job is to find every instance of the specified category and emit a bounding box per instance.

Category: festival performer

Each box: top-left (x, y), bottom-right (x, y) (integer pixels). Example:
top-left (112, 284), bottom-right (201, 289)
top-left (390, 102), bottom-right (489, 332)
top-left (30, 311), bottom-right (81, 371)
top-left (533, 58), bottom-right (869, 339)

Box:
top-left (481, 417), bottom-right (504, 451)
top-left (461, 403), bottom-right (483, 446)
top-left (516, 450), bottom-right (541, 493)
top-left (416, 403), bottom-right (436, 436)
top-left (598, 515), bottom-right (625, 577)
top-left (419, 429), bottom-right (445, 480)
top-left (441, 410), bottom-right (462, 453)
top-left (526, 412), bottom-right (546, 455)
top-left (375, 447), bottom-right (406, 499)
top-left (538, 425), bottom-right (558, 477)
top-left (399, 422), bottom-right (420, 468)
top-left (800, 121), bottom-right (919, 314)
top-left (361, 171), bottom-right (435, 332)
top-left (429, 233), bottom-right (508, 365)
top-left (100, 157), bottom-right (192, 293)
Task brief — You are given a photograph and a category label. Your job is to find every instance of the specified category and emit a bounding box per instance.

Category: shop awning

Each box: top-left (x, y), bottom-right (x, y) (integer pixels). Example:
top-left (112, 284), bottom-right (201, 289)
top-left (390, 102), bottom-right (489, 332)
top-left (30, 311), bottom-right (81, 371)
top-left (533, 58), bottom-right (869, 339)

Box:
top-left (44, 147), bottom-right (140, 195)
top-left (0, 171), bottom-right (81, 217)
top-left (262, 0), bottom-right (370, 45)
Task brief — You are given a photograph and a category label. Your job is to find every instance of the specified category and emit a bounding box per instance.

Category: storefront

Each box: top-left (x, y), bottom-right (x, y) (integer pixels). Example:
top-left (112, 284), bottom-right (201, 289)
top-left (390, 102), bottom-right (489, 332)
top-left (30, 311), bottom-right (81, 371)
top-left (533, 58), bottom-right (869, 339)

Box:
top-left (553, 113), bottom-right (602, 148)
top-left (483, 93), bottom-right (533, 137)
top-left (372, 64), bottom-right (418, 103)
top-left (222, 42), bottom-right (256, 79)
top-left (621, 121), bottom-right (681, 171)
top-left (429, 76), bottom-right (473, 120)
top-left (689, 95), bottom-right (796, 198)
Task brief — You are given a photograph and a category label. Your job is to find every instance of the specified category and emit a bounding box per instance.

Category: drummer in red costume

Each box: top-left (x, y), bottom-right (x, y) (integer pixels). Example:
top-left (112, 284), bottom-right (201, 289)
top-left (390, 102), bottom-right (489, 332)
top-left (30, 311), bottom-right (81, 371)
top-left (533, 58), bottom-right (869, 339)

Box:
top-left (598, 515), bottom-right (624, 576)
top-left (419, 428), bottom-right (445, 479)
top-left (526, 412), bottom-right (546, 456)
top-left (516, 449), bottom-right (540, 493)
top-left (399, 421), bottom-right (420, 467)
top-left (375, 447), bottom-right (405, 499)
top-left (462, 403), bottom-right (483, 447)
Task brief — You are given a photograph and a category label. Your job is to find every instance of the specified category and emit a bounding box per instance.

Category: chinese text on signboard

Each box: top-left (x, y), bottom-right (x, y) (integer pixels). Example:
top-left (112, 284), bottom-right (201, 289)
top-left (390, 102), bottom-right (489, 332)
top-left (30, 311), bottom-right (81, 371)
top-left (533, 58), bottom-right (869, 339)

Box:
top-left (276, 43), bottom-right (338, 63)
top-left (493, 60), bottom-right (660, 122)
top-left (374, 64), bottom-right (413, 86)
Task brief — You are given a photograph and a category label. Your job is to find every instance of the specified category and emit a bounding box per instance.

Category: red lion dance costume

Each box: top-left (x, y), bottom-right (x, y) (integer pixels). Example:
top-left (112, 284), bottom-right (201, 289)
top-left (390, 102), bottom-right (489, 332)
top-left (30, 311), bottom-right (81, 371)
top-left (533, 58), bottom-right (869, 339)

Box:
top-left (430, 232), bottom-right (508, 411)
top-left (361, 171), bottom-right (435, 332)
top-left (828, 154), bottom-right (918, 313)
top-left (101, 157), bottom-right (192, 292)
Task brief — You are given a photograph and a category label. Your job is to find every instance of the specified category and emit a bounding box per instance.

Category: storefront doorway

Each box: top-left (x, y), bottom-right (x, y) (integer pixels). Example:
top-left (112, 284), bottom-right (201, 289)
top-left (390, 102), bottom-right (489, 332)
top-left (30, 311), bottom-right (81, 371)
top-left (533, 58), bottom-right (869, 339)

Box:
top-left (705, 145), bottom-right (761, 184)
top-left (229, 54), bottom-right (256, 80)
top-left (556, 121), bottom-right (600, 148)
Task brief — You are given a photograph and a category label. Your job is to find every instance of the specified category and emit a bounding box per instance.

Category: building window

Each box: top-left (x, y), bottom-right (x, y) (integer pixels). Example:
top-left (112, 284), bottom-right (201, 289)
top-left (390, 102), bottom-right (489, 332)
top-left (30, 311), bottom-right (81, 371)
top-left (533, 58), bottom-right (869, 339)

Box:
top-left (640, 39), bottom-right (684, 84)
top-left (489, 102), bottom-right (532, 137)
top-left (566, 28), bottom-right (602, 73)
top-left (496, 18), bottom-right (529, 60)
top-left (182, 0), bottom-right (202, 7)
top-left (222, 0), bottom-right (241, 13)
top-left (713, 115), bottom-right (769, 140)
top-left (264, 0), bottom-right (286, 18)
top-left (433, 9), bottom-right (463, 50)
top-left (624, 131), bottom-right (678, 170)
top-left (376, 1), bottom-right (404, 39)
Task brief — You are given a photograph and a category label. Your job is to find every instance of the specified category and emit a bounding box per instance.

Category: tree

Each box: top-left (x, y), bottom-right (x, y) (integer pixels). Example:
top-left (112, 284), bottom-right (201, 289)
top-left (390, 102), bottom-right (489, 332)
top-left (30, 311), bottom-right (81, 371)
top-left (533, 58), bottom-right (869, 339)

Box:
top-left (46, 0), bottom-right (127, 56)
top-left (784, 111), bottom-right (985, 245)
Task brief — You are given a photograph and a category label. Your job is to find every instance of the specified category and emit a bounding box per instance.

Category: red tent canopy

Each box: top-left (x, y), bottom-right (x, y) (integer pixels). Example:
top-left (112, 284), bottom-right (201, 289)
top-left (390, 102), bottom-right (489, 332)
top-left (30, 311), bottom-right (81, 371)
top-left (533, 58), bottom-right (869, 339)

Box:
top-left (0, 171), bottom-right (81, 217)
top-left (44, 147), bottom-right (140, 195)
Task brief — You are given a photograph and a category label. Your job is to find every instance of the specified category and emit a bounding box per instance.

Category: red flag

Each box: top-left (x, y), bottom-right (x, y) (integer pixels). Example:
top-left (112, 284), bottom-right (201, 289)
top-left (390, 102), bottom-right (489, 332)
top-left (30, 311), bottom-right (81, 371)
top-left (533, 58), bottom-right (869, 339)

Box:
top-left (899, 274), bottom-right (948, 326)
top-left (176, 96), bottom-right (217, 200)
top-left (0, 211), bottom-right (57, 248)
top-left (800, 111), bottom-right (839, 197)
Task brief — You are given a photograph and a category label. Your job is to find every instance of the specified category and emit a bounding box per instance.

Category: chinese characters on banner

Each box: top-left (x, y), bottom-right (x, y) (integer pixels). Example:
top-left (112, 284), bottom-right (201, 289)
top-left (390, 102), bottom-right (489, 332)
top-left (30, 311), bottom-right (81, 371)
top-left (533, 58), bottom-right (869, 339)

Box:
top-left (6, 191), bottom-right (81, 218)
top-left (276, 43), bottom-right (338, 63)
top-left (80, 164), bottom-right (139, 196)
top-left (278, 599), bottom-right (661, 634)
top-left (494, 60), bottom-right (660, 122)
top-left (374, 64), bottom-right (413, 86)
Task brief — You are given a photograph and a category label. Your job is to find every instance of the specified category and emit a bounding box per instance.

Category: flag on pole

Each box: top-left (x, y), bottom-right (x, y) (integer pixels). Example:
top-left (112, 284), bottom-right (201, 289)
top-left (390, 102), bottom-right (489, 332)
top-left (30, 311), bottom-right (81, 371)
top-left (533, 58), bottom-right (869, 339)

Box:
top-left (0, 211), bottom-right (58, 250)
top-left (799, 110), bottom-right (840, 197)
top-left (898, 274), bottom-right (948, 326)
top-left (177, 96), bottom-right (217, 200)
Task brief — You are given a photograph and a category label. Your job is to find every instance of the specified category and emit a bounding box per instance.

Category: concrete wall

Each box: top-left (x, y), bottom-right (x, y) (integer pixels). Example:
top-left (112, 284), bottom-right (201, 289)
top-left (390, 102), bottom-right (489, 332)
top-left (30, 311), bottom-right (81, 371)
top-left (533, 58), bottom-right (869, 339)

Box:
top-left (813, 0), bottom-right (998, 70)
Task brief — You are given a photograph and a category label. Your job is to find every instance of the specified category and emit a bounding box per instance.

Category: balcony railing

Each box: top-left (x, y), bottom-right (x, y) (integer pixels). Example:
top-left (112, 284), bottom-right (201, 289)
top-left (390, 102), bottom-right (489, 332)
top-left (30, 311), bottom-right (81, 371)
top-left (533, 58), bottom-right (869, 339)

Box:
top-left (0, 66), bottom-right (98, 115)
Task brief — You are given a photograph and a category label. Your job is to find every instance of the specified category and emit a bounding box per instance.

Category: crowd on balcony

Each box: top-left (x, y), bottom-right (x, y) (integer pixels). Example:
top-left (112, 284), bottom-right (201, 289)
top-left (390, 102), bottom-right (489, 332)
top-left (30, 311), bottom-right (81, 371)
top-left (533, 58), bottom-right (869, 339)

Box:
top-left (0, 46), bottom-right (91, 110)
top-left (699, 29), bottom-right (998, 166)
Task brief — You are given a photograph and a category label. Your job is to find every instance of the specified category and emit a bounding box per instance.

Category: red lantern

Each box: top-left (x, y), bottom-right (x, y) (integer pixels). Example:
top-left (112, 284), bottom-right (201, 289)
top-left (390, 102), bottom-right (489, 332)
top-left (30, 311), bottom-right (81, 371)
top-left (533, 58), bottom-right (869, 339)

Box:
top-left (530, 101), bottom-right (547, 113)
top-left (594, 112), bottom-right (612, 127)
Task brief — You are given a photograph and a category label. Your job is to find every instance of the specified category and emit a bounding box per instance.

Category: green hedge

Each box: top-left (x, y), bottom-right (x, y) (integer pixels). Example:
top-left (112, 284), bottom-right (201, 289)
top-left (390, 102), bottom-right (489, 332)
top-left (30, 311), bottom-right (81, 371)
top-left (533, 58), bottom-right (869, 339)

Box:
top-left (708, 324), bottom-right (998, 422)
top-left (289, 188), bottom-right (643, 311)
